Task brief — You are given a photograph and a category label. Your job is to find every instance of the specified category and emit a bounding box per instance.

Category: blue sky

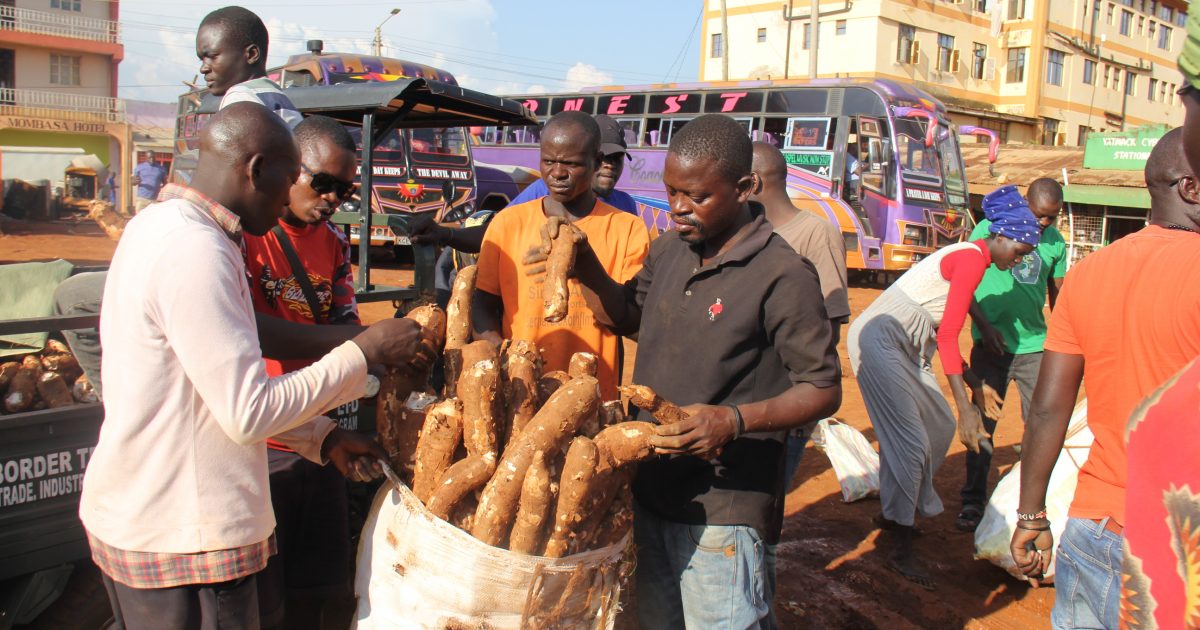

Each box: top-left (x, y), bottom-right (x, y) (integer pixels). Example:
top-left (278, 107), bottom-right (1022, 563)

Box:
top-left (117, 0), bottom-right (702, 103)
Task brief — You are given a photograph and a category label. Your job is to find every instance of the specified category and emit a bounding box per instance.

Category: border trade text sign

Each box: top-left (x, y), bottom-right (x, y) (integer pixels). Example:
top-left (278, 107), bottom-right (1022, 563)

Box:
top-left (1083, 125), bottom-right (1168, 170)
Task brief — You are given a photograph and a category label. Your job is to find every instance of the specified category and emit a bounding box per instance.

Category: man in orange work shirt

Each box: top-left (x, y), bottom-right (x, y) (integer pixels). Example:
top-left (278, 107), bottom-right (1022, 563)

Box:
top-left (242, 115), bottom-right (362, 630)
top-left (1009, 128), bottom-right (1200, 629)
top-left (473, 111), bottom-right (650, 399)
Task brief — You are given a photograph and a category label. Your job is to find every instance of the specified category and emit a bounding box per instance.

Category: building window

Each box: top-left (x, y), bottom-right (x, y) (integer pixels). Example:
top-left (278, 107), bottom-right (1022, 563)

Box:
top-left (1125, 71), bottom-right (1137, 96)
top-left (757, 28), bottom-right (767, 43)
top-left (803, 23), bottom-right (812, 50)
top-left (1083, 58), bottom-right (1097, 84)
top-left (972, 43), bottom-right (988, 79)
top-left (836, 20), bottom-right (847, 36)
top-left (1138, 15), bottom-right (1145, 34)
top-left (1041, 118), bottom-right (1060, 146)
top-left (974, 0), bottom-right (987, 11)
top-left (1158, 5), bottom-right (1172, 21)
top-left (1107, 3), bottom-right (1115, 24)
top-left (1161, 80), bottom-right (1169, 101)
top-left (1046, 50), bottom-right (1065, 85)
top-left (711, 33), bottom-right (723, 58)
top-left (1008, 0), bottom-right (1025, 20)
top-left (1149, 77), bottom-right (1158, 100)
top-left (1176, 12), bottom-right (1187, 27)
top-left (1103, 64), bottom-right (1112, 88)
top-left (1158, 25), bottom-right (1171, 49)
top-left (937, 33), bottom-right (955, 72)
top-left (49, 54), bottom-right (80, 86)
top-left (1078, 125), bottom-right (1092, 146)
top-left (898, 23), bottom-right (916, 63)
top-left (1149, 21), bottom-right (1157, 40)
top-left (1006, 47), bottom-right (1027, 83)
top-left (50, 0), bottom-right (81, 10)
top-left (1120, 9), bottom-right (1133, 35)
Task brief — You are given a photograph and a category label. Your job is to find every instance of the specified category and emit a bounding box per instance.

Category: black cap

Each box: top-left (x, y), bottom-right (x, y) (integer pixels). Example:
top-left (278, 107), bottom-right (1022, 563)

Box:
top-left (594, 114), bottom-right (630, 160)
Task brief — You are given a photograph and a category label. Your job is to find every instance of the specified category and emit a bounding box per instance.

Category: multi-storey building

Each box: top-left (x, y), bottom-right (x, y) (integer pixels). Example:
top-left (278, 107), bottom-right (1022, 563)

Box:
top-left (700, 0), bottom-right (1187, 146)
top-left (0, 0), bottom-right (128, 209)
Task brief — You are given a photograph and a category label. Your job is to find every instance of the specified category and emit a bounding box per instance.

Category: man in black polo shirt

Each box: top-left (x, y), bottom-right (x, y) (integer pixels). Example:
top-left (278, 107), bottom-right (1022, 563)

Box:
top-left (545, 113), bottom-right (842, 628)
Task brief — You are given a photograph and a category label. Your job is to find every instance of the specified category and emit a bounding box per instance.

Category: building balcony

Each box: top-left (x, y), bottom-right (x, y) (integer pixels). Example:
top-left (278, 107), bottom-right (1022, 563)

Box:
top-left (0, 6), bottom-right (120, 45)
top-left (0, 88), bottom-right (125, 125)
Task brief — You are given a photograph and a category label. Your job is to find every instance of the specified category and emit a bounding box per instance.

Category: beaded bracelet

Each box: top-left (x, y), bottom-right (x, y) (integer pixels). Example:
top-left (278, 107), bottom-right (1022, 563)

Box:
top-left (1016, 509), bottom-right (1048, 521)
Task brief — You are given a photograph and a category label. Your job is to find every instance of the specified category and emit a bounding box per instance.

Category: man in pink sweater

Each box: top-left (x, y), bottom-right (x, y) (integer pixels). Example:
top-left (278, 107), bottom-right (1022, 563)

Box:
top-left (79, 103), bottom-right (433, 629)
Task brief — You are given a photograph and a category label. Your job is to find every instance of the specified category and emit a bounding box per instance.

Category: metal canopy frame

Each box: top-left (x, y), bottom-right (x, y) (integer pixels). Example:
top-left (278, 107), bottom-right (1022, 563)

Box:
top-left (201, 79), bottom-right (536, 303)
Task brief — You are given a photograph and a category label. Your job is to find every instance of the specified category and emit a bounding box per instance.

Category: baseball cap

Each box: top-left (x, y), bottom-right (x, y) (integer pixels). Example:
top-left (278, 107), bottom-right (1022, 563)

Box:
top-left (594, 114), bottom-right (631, 160)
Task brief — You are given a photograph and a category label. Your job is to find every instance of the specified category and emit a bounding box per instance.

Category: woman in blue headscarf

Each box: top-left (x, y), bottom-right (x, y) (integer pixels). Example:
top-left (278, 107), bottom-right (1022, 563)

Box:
top-left (847, 185), bottom-right (1039, 589)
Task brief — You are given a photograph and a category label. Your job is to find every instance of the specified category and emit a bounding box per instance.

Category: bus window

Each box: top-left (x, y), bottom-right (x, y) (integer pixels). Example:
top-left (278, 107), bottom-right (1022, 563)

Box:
top-left (507, 125), bottom-right (540, 145)
top-left (760, 117), bottom-right (790, 146)
top-left (842, 87), bottom-right (887, 117)
top-left (410, 127), bottom-right (468, 157)
top-left (615, 118), bottom-right (642, 146)
top-left (857, 116), bottom-right (892, 199)
top-left (280, 69), bottom-right (317, 88)
top-left (765, 89), bottom-right (829, 114)
top-left (661, 118), bottom-right (692, 146)
top-left (733, 117), bottom-right (754, 135)
top-left (938, 128), bottom-right (969, 208)
top-left (894, 118), bottom-right (941, 179)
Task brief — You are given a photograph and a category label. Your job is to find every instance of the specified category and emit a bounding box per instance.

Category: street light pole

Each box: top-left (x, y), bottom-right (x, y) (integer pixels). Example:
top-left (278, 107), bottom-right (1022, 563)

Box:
top-left (373, 8), bottom-right (400, 57)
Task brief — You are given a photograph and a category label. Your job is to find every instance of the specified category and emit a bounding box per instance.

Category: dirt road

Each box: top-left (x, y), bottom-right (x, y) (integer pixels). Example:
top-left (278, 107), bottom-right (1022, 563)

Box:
top-left (2, 219), bottom-right (1056, 628)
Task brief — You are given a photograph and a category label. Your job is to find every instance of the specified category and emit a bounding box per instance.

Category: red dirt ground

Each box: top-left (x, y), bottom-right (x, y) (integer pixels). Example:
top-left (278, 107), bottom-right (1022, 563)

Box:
top-left (2, 218), bottom-right (1056, 628)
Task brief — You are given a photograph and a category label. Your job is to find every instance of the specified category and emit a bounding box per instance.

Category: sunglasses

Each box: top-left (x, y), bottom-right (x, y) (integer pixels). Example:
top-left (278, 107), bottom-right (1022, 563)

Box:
top-left (301, 164), bottom-right (357, 201)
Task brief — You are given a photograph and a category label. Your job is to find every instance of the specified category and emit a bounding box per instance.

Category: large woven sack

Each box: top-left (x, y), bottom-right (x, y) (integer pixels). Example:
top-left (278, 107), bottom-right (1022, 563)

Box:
top-left (353, 481), bottom-right (630, 629)
top-left (974, 399), bottom-right (1092, 581)
top-left (812, 418), bottom-right (881, 502)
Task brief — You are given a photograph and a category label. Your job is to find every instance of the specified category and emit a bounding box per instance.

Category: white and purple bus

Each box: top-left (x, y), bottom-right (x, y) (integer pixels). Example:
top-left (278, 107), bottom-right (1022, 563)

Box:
top-left (472, 78), bottom-right (998, 273)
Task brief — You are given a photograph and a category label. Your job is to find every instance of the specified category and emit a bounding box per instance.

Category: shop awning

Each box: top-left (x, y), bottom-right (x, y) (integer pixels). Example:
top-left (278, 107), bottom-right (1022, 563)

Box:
top-left (1063, 184), bottom-right (1150, 209)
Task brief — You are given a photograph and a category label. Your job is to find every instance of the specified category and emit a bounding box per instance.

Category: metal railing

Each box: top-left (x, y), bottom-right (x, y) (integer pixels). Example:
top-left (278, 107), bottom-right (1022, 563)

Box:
top-left (0, 5), bottom-right (120, 45)
top-left (0, 88), bottom-right (125, 123)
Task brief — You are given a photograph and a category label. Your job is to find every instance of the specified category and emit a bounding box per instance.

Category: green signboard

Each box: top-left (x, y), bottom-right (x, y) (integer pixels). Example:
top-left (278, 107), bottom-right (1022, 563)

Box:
top-left (783, 150), bottom-right (833, 179)
top-left (1083, 125), bottom-right (1169, 171)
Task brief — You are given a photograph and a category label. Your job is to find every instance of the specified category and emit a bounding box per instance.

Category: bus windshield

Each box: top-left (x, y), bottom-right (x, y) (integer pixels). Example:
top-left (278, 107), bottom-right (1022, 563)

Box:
top-left (937, 128), bottom-right (969, 208)
top-left (409, 127), bottom-right (468, 160)
top-left (894, 118), bottom-right (941, 179)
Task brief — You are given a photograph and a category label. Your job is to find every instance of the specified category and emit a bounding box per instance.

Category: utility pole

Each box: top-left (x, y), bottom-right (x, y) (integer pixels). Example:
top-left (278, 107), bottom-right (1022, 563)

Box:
top-left (720, 0), bottom-right (730, 81)
top-left (808, 0), bottom-right (819, 79)
top-left (373, 8), bottom-right (400, 57)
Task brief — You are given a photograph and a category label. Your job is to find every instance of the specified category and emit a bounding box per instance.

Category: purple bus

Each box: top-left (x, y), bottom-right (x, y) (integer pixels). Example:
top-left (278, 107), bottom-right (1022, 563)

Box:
top-left (472, 78), bottom-right (996, 273)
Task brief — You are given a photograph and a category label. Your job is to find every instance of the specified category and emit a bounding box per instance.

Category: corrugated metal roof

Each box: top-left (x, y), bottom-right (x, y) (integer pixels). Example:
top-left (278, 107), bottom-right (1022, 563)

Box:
top-left (962, 144), bottom-right (1146, 198)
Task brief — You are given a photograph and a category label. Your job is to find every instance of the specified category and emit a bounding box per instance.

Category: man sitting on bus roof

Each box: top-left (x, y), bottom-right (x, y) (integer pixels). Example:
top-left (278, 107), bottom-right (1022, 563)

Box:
top-left (409, 114), bottom-right (639, 255)
top-left (472, 111), bottom-right (650, 400)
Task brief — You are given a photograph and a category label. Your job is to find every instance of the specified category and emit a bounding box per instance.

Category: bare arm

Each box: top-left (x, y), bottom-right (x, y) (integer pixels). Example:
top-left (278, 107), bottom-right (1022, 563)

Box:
top-left (255, 312), bottom-right (364, 360)
top-left (969, 299), bottom-right (1006, 356)
top-left (1048, 277), bottom-right (1064, 311)
top-left (470, 289), bottom-right (504, 346)
top-left (1009, 350), bottom-right (1084, 586)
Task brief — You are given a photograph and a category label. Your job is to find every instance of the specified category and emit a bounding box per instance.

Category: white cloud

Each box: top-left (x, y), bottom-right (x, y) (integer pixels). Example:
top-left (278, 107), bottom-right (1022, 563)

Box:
top-left (563, 62), bottom-right (613, 91)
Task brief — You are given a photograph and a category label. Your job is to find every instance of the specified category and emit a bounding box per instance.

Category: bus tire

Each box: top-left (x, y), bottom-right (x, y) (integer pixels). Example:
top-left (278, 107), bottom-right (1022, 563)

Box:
top-left (31, 563), bottom-right (115, 630)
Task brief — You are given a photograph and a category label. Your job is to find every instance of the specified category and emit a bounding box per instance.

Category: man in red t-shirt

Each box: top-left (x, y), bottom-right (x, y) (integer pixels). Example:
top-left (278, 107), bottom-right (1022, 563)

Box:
top-left (242, 115), bottom-right (361, 630)
top-left (1010, 128), bottom-right (1200, 629)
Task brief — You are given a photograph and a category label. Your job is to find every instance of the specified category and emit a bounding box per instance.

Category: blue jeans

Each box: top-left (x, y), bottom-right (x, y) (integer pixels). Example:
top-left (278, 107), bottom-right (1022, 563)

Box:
top-left (1052, 517), bottom-right (1122, 630)
top-left (634, 502), bottom-right (775, 629)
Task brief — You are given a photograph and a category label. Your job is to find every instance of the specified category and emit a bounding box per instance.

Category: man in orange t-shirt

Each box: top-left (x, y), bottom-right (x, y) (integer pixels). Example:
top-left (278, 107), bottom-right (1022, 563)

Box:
top-left (474, 111), bottom-right (649, 399)
top-left (1009, 128), bottom-right (1200, 629)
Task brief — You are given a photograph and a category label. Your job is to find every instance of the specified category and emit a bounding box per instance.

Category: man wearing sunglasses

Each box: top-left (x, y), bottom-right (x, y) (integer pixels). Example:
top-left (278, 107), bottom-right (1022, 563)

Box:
top-left (241, 115), bottom-right (363, 630)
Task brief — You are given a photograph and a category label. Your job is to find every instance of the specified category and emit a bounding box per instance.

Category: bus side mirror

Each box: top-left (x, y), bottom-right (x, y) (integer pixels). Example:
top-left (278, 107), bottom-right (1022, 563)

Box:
top-left (442, 179), bottom-right (457, 207)
top-left (867, 139), bottom-right (882, 167)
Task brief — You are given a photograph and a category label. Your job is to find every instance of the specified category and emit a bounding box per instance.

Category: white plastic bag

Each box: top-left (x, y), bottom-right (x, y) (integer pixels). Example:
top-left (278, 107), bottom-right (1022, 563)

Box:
top-left (353, 481), bottom-right (630, 629)
top-left (974, 399), bottom-right (1091, 581)
top-left (812, 418), bottom-right (881, 502)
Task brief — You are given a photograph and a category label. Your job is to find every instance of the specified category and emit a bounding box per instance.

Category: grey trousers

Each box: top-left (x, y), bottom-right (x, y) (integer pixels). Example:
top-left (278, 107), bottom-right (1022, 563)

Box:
top-left (102, 572), bottom-right (260, 630)
top-left (52, 270), bottom-right (106, 399)
top-left (959, 347), bottom-right (1042, 507)
top-left (848, 294), bottom-right (955, 526)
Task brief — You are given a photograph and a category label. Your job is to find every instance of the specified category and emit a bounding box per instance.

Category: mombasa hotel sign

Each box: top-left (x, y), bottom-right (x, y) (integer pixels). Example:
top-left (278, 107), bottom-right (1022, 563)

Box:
top-left (0, 115), bottom-right (115, 135)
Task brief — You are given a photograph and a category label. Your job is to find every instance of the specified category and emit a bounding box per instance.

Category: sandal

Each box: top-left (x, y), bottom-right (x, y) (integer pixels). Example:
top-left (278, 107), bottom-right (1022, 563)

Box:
top-left (955, 505), bottom-right (984, 533)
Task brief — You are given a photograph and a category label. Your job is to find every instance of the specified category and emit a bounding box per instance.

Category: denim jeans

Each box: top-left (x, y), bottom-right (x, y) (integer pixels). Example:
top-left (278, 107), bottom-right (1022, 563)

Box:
top-left (1052, 517), bottom-right (1122, 630)
top-left (52, 271), bottom-right (107, 399)
top-left (960, 347), bottom-right (1043, 508)
top-left (634, 502), bottom-right (775, 629)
